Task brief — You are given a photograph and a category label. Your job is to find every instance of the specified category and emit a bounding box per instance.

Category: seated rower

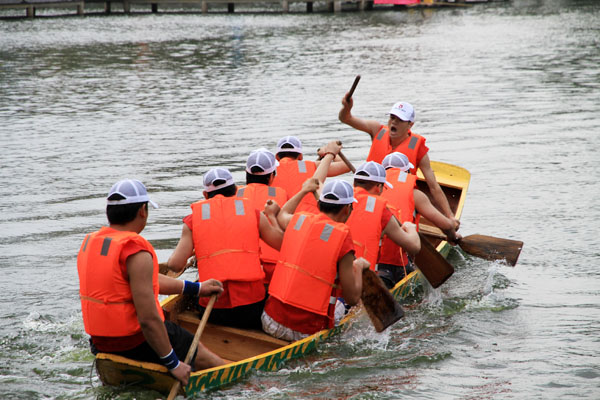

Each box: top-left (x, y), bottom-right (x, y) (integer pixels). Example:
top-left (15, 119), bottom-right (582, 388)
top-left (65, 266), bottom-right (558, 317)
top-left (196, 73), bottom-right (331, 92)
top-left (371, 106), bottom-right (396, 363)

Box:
top-left (272, 136), bottom-right (350, 214)
top-left (167, 168), bottom-right (284, 330)
top-left (77, 179), bottom-right (225, 387)
top-left (261, 178), bottom-right (369, 342)
top-left (346, 161), bottom-right (420, 271)
top-left (378, 152), bottom-right (461, 289)
top-left (237, 148), bottom-right (288, 285)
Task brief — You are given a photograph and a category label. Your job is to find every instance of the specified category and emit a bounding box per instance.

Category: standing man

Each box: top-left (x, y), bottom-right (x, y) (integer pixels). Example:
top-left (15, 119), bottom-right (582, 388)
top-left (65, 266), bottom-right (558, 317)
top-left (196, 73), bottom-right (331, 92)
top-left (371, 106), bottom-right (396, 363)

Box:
top-left (261, 177), bottom-right (369, 342)
top-left (167, 168), bottom-right (284, 330)
top-left (378, 152), bottom-right (461, 288)
top-left (77, 179), bottom-right (225, 387)
top-left (346, 161), bottom-right (420, 270)
top-left (237, 148), bottom-right (288, 284)
top-left (338, 96), bottom-right (458, 226)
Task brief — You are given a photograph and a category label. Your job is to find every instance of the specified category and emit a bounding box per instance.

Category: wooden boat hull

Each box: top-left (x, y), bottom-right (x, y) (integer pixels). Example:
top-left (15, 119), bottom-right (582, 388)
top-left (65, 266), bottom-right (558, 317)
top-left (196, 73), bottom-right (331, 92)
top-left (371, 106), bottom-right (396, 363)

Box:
top-left (94, 160), bottom-right (470, 396)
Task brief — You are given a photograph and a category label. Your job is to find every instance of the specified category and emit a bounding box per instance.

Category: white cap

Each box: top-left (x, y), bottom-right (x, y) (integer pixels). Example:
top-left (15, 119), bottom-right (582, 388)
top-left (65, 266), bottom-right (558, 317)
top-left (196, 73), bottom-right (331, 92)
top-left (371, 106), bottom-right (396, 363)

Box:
top-left (354, 161), bottom-right (393, 188)
top-left (382, 152), bottom-right (415, 172)
top-left (319, 180), bottom-right (357, 205)
top-left (276, 136), bottom-right (303, 154)
top-left (246, 148), bottom-right (279, 175)
top-left (107, 179), bottom-right (158, 209)
top-left (203, 168), bottom-right (235, 193)
top-left (389, 101), bottom-right (415, 122)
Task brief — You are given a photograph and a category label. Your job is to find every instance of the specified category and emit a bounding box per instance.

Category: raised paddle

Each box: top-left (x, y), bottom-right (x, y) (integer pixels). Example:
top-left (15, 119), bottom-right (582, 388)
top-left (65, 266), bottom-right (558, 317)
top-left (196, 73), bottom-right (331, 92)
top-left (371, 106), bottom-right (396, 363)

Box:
top-left (419, 224), bottom-right (523, 266)
top-left (346, 75), bottom-right (361, 102)
top-left (338, 151), bottom-right (454, 289)
top-left (167, 294), bottom-right (217, 400)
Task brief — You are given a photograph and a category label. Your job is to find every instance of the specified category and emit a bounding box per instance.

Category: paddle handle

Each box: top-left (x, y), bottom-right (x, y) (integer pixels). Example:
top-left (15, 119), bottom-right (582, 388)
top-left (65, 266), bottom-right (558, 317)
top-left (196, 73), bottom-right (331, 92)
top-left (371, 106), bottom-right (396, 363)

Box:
top-left (167, 294), bottom-right (217, 400)
top-left (338, 151), bottom-right (355, 173)
top-left (346, 75), bottom-right (361, 103)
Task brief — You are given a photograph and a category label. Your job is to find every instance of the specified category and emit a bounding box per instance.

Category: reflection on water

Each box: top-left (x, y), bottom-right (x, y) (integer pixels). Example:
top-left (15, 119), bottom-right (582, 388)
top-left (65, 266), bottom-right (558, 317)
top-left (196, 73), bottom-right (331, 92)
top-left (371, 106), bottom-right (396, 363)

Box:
top-left (1, 0), bottom-right (599, 398)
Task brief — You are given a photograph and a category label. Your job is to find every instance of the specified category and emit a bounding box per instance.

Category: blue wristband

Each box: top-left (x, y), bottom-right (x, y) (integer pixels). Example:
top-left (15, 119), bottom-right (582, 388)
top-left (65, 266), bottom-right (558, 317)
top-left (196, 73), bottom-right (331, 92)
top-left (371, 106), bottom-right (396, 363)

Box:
top-left (183, 280), bottom-right (201, 296)
top-left (160, 349), bottom-right (180, 371)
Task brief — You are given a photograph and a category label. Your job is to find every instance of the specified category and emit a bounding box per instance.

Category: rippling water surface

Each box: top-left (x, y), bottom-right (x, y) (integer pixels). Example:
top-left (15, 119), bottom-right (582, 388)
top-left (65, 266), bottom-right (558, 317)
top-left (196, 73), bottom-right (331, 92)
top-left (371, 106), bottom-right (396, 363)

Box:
top-left (1, 0), bottom-right (599, 398)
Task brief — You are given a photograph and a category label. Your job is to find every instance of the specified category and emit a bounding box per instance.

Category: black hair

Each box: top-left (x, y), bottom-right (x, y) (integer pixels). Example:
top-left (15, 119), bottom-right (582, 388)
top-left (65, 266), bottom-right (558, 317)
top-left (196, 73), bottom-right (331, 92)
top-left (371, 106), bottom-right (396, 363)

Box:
top-left (318, 194), bottom-right (347, 214)
top-left (353, 177), bottom-right (382, 192)
top-left (206, 182), bottom-right (237, 199)
top-left (106, 193), bottom-right (147, 225)
top-left (246, 169), bottom-right (274, 185)
top-left (276, 144), bottom-right (301, 160)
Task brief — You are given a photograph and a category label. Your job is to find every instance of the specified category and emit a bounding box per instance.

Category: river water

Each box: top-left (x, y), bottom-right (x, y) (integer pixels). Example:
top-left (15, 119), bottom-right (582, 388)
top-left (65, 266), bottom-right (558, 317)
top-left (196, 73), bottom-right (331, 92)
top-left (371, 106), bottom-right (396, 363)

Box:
top-left (1, 0), bottom-right (599, 398)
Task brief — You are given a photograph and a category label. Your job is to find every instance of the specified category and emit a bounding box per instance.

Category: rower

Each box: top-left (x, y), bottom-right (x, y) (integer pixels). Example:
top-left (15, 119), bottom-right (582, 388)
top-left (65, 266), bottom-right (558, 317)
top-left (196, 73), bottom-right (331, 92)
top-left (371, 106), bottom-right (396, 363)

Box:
top-left (77, 179), bottom-right (225, 387)
top-left (167, 168), bottom-right (284, 330)
top-left (378, 152), bottom-right (462, 289)
top-left (338, 96), bottom-right (459, 228)
top-left (237, 148), bottom-right (288, 285)
top-left (272, 135), bottom-right (350, 214)
top-left (346, 161), bottom-right (420, 272)
top-left (261, 176), bottom-right (369, 342)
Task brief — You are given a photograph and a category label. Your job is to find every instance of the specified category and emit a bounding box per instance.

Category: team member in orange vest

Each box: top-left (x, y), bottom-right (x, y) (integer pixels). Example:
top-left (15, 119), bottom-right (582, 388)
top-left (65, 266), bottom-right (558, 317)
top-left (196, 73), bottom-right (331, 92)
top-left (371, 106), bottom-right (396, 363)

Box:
top-left (346, 161), bottom-right (420, 270)
top-left (261, 178), bottom-right (370, 341)
top-left (272, 136), bottom-right (350, 214)
top-left (338, 96), bottom-right (458, 227)
top-left (378, 152), bottom-right (461, 288)
top-left (237, 148), bottom-right (288, 284)
top-left (167, 168), bottom-right (284, 330)
top-left (77, 179), bottom-right (225, 386)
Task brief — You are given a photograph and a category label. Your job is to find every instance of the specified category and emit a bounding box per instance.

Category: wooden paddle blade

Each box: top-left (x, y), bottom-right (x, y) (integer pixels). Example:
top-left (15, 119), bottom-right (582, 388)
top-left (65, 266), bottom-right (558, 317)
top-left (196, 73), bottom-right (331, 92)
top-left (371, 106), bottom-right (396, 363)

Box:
top-left (413, 232), bottom-right (454, 288)
top-left (361, 268), bottom-right (404, 332)
top-left (459, 235), bottom-right (523, 267)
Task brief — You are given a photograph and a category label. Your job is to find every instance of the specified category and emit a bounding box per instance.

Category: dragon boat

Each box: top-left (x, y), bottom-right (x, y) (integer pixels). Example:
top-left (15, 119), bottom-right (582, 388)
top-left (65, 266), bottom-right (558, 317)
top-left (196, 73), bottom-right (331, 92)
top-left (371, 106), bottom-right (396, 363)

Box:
top-left (93, 161), bottom-right (471, 397)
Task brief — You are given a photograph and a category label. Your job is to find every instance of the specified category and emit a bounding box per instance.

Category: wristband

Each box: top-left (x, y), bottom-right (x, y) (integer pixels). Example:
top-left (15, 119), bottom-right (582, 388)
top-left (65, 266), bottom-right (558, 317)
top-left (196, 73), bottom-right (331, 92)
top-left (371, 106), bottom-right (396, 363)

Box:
top-left (160, 349), bottom-right (180, 371)
top-left (182, 280), bottom-right (201, 296)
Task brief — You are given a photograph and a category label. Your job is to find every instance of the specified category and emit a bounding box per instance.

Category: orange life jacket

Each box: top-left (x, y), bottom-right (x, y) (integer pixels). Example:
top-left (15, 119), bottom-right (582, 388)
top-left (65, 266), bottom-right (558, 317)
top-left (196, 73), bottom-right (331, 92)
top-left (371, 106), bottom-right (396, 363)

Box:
top-left (236, 183), bottom-right (287, 265)
top-left (366, 126), bottom-right (426, 174)
top-left (269, 212), bottom-right (346, 326)
top-left (77, 226), bottom-right (163, 337)
top-left (271, 157), bottom-right (318, 211)
top-left (379, 169), bottom-right (419, 266)
top-left (191, 195), bottom-right (264, 286)
top-left (345, 186), bottom-right (388, 270)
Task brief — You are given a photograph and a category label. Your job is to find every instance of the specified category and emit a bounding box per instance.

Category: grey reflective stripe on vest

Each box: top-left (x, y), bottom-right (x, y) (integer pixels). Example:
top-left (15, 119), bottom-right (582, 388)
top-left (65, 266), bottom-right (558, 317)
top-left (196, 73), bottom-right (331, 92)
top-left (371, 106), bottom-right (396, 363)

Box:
top-left (297, 160), bottom-right (307, 173)
top-left (320, 224), bottom-right (334, 242)
top-left (237, 187), bottom-right (245, 197)
top-left (365, 196), bottom-right (376, 213)
top-left (100, 237), bottom-right (112, 256)
top-left (235, 200), bottom-right (245, 216)
top-left (329, 296), bottom-right (337, 305)
top-left (293, 214), bottom-right (306, 231)
top-left (397, 171), bottom-right (408, 183)
top-left (376, 128), bottom-right (386, 141)
top-left (82, 235), bottom-right (90, 252)
top-left (268, 187), bottom-right (276, 197)
top-left (408, 136), bottom-right (418, 150)
top-left (202, 203), bottom-right (211, 220)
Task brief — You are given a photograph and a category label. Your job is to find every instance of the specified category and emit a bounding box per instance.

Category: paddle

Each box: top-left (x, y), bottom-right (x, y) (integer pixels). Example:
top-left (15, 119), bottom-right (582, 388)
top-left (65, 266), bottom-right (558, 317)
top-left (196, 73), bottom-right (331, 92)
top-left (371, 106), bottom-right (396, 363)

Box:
top-left (167, 294), bottom-right (217, 400)
top-left (159, 257), bottom-right (196, 278)
top-left (346, 74), bottom-right (361, 102)
top-left (361, 267), bottom-right (404, 332)
top-left (339, 151), bottom-right (454, 289)
top-left (419, 225), bottom-right (523, 266)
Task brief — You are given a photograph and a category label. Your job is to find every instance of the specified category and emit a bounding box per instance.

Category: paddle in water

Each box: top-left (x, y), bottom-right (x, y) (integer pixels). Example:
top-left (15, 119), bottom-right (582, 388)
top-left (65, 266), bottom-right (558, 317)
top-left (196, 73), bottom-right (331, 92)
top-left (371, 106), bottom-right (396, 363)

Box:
top-left (419, 225), bottom-right (524, 266)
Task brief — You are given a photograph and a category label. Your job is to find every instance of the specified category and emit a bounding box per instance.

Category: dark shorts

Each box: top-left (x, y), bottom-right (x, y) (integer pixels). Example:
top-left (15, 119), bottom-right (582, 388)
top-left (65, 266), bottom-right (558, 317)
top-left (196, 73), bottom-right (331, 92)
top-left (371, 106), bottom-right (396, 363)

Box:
top-left (377, 262), bottom-right (415, 290)
top-left (90, 320), bottom-right (196, 367)
top-left (198, 297), bottom-right (266, 330)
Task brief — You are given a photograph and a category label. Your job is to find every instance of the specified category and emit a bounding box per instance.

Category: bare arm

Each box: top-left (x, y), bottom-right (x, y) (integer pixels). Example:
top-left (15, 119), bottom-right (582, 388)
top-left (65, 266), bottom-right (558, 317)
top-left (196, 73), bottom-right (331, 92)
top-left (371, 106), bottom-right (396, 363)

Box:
top-left (259, 210), bottom-right (284, 251)
top-left (338, 93), bottom-right (382, 139)
top-left (167, 224), bottom-right (194, 273)
top-left (414, 189), bottom-right (461, 243)
top-left (418, 154), bottom-right (455, 220)
top-left (277, 178), bottom-right (320, 230)
top-left (337, 253), bottom-right (364, 306)
top-left (128, 251), bottom-right (191, 384)
top-left (382, 215), bottom-right (421, 256)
